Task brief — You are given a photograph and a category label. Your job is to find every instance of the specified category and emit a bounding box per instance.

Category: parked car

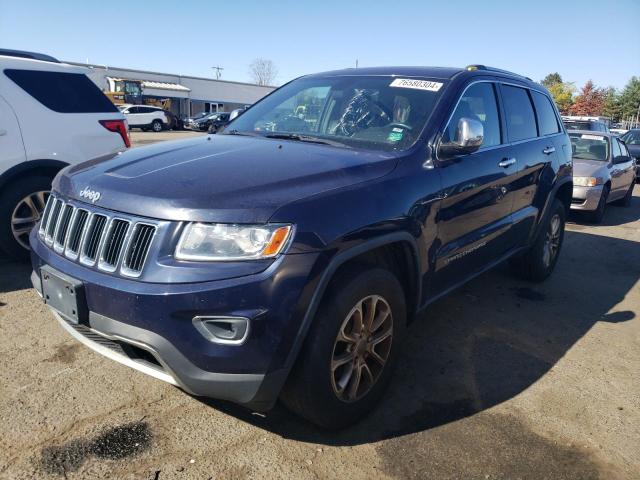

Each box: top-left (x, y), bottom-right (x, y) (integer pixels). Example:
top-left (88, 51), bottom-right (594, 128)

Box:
top-left (118, 104), bottom-right (169, 132)
top-left (620, 129), bottom-right (640, 179)
top-left (30, 65), bottom-right (573, 429)
top-left (0, 49), bottom-right (129, 257)
top-left (183, 112), bottom-right (212, 129)
top-left (229, 106), bottom-right (249, 121)
top-left (569, 131), bottom-right (635, 222)
top-left (206, 112), bottom-right (231, 133)
top-left (562, 116), bottom-right (609, 133)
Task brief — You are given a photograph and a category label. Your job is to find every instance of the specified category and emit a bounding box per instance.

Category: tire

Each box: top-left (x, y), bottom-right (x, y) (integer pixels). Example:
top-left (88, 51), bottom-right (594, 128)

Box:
top-left (151, 120), bottom-right (163, 132)
top-left (280, 266), bottom-right (406, 429)
top-left (0, 175), bottom-right (52, 259)
top-left (587, 184), bottom-right (609, 223)
top-left (613, 180), bottom-right (635, 207)
top-left (509, 199), bottom-right (566, 282)
top-left (208, 125), bottom-right (218, 134)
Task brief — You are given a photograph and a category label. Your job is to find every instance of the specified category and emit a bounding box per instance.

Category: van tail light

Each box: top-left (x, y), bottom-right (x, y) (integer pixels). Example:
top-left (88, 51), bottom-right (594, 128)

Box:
top-left (99, 120), bottom-right (131, 148)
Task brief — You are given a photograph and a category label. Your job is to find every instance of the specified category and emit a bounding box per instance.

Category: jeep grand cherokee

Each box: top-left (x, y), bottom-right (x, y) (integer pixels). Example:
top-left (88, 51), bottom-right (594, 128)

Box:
top-left (30, 65), bottom-right (572, 429)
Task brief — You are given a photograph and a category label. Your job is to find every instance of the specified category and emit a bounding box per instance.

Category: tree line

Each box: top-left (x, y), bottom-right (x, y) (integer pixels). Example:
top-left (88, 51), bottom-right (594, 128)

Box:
top-left (541, 72), bottom-right (640, 124)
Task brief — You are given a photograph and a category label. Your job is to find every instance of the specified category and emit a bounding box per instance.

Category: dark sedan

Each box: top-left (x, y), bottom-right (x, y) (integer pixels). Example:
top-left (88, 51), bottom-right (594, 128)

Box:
top-left (620, 129), bottom-right (640, 179)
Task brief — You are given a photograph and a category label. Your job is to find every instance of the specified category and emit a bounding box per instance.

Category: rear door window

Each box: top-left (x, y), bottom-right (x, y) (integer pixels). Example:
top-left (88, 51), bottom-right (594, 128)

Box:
top-left (531, 91), bottom-right (560, 136)
top-left (501, 85), bottom-right (537, 142)
top-left (443, 82), bottom-right (502, 148)
top-left (4, 69), bottom-right (118, 113)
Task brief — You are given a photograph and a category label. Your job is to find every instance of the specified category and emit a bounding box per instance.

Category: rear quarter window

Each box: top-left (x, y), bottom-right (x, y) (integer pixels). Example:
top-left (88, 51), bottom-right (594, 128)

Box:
top-left (531, 91), bottom-right (560, 136)
top-left (4, 69), bottom-right (118, 113)
top-left (501, 85), bottom-right (537, 142)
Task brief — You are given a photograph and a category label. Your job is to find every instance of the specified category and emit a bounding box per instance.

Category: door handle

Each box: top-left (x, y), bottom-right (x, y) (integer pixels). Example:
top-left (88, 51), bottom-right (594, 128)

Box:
top-left (543, 146), bottom-right (556, 155)
top-left (0, 129), bottom-right (7, 136)
top-left (498, 158), bottom-right (516, 168)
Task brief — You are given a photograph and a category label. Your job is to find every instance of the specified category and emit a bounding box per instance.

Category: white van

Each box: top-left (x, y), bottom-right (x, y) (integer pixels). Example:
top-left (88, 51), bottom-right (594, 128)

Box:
top-left (0, 49), bottom-right (129, 257)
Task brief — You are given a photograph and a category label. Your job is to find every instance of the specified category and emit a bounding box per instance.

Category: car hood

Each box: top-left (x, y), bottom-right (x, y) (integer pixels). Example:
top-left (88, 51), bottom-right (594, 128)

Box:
top-left (54, 134), bottom-right (399, 223)
top-left (572, 158), bottom-right (609, 178)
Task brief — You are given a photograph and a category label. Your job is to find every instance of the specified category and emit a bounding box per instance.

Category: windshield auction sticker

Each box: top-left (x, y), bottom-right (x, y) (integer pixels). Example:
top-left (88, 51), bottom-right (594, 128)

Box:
top-left (390, 78), bottom-right (444, 91)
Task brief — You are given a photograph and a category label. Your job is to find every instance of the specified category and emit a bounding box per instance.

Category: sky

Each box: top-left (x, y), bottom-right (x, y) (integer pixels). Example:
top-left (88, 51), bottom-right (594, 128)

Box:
top-left (1, 0), bottom-right (638, 90)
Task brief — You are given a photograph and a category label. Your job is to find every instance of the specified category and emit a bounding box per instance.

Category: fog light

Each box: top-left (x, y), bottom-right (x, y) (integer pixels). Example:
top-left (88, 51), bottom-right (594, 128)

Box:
top-left (193, 316), bottom-right (250, 345)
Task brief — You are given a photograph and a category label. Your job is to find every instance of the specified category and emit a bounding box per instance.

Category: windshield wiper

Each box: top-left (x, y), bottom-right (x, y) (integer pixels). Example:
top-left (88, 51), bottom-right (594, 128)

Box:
top-left (264, 133), bottom-right (350, 148)
top-left (223, 129), bottom-right (262, 137)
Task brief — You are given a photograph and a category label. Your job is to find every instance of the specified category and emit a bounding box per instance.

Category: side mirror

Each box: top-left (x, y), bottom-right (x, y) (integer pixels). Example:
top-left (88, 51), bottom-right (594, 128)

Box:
top-left (439, 117), bottom-right (484, 158)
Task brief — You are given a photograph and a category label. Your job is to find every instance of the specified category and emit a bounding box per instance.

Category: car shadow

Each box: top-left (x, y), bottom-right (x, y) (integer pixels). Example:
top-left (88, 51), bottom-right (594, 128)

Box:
top-left (0, 253), bottom-right (32, 295)
top-left (197, 226), bottom-right (639, 446)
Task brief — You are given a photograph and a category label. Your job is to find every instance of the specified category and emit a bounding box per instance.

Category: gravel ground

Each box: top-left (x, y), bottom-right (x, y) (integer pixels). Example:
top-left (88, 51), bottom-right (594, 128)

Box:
top-left (0, 132), bottom-right (638, 479)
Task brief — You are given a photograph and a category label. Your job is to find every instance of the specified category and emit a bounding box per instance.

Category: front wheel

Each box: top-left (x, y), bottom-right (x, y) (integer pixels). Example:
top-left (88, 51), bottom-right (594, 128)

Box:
top-left (0, 176), bottom-right (52, 259)
top-left (509, 199), bottom-right (566, 282)
top-left (280, 267), bottom-right (406, 429)
top-left (587, 185), bottom-right (609, 223)
top-left (151, 120), bottom-right (163, 132)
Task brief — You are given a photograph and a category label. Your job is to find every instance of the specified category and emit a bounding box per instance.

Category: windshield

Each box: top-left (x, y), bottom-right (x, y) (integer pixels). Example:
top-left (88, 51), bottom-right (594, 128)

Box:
top-left (621, 130), bottom-right (640, 145)
top-left (569, 133), bottom-right (609, 161)
top-left (564, 121), bottom-right (595, 131)
top-left (223, 75), bottom-right (445, 151)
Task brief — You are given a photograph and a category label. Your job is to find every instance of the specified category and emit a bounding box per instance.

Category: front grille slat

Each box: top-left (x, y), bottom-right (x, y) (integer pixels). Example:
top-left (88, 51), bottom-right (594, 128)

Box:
top-left (41, 194), bottom-right (157, 276)
top-left (100, 219), bottom-right (130, 269)
top-left (82, 214), bottom-right (107, 263)
top-left (123, 224), bottom-right (156, 275)
top-left (54, 205), bottom-right (74, 250)
top-left (66, 209), bottom-right (89, 256)
top-left (39, 196), bottom-right (55, 236)
top-left (45, 199), bottom-right (63, 242)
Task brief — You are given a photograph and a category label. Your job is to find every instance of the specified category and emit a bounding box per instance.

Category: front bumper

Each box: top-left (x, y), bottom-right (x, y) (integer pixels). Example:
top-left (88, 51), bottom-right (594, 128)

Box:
top-left (571, 185), bottom-right (603, 211)
top-left (30, 232), bottom-right (320, 410)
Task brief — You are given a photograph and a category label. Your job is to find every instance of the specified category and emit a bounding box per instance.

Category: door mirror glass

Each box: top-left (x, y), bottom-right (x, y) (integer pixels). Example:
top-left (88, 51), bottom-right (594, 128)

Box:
top-left (440, 117), bottom-right (484, 157)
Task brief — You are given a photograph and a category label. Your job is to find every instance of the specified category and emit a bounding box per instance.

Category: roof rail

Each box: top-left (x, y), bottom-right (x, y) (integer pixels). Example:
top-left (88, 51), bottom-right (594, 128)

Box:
top-left (0, 49), bottom-right (60, 63)
top-left (464, 65), bottom-right (532, 82)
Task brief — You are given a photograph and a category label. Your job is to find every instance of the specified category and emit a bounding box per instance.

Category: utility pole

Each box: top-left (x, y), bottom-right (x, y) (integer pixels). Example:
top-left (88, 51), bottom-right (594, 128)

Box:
top-left (211, 66), bottom-right (224, 80)
top-left (355, 59), bottom-right (358, 68)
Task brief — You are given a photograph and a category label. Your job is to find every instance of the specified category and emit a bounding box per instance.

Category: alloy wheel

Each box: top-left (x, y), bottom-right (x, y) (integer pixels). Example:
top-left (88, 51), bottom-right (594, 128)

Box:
top-left (542, 213), bottom-right (561, 268)
top-left (330, 295), bottom-right (393, 403)
top-left (11, 190), bottom-right (49, 250)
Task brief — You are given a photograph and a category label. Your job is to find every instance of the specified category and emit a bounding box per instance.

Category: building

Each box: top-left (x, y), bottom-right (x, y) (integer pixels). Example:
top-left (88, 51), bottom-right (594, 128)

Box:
top-left (68, 61), bottom-right (275, 118)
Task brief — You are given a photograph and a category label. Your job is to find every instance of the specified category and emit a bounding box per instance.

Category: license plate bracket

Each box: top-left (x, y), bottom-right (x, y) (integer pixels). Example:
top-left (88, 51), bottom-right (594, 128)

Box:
top-left (40, 265), bottom-right (88, 325)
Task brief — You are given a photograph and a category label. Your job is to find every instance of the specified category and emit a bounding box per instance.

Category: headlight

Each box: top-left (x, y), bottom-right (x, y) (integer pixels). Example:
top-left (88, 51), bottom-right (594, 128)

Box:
top-left (175, 223), bottom-right (292, 261)
top-left (573, 176), bottom-right (601, 187)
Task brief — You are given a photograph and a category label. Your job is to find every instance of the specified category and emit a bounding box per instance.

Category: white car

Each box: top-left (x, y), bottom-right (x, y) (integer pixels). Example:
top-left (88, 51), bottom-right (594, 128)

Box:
top-left (118, 104), bottom-right (169, 132)
top-left (0, 49), bottom-right (130, 257)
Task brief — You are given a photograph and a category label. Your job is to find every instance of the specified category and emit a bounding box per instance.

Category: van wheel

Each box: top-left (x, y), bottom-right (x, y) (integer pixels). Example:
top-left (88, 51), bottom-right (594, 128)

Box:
top-left (614, 181), bottom-right (634, 207)
top-left (509, 199), bottom-right (565, 282)
top-left (151, 120), bottom-right (163, 132)
top-left (280, 267), bottom-right (406, 429)
top-left (0, 176), bottom-right (52, 259)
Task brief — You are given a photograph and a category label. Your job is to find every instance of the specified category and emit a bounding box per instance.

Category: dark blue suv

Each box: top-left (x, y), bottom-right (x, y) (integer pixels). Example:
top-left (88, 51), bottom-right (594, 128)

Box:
top-left (30, 65), bottom-right (572, 429)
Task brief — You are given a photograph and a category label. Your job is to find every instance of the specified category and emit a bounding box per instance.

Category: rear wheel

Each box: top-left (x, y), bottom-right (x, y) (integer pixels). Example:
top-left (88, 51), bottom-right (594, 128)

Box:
top-left (614, 180), bottom-right (635, 207)
top-left (280, 267), bottom-right (406, 429)
top-left (151, 120), bottom-right (163, 132)
top-left (0, 176), bottom-right (52, 259)
top-left (509, 199), bottom-right (565, 282)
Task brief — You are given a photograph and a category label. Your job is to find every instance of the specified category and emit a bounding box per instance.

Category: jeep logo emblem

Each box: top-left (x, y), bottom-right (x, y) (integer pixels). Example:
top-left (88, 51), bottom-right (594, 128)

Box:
top-left (79, 187), bottom-right (101, 203)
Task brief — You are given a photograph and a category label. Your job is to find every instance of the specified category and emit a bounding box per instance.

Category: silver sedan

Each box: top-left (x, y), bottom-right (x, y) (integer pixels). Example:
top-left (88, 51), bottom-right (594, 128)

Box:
top-left (569, 131), bottom-right (636, 223)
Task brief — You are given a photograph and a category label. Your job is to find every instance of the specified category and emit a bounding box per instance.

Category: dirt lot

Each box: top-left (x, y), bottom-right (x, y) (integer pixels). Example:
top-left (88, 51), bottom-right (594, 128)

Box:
top-left (1, 131), bottom-right (638, 479)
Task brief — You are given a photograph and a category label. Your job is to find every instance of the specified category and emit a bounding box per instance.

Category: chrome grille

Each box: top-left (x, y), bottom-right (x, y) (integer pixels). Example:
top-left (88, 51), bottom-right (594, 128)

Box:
top-left (38, 195), bottom-right (156, 277)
